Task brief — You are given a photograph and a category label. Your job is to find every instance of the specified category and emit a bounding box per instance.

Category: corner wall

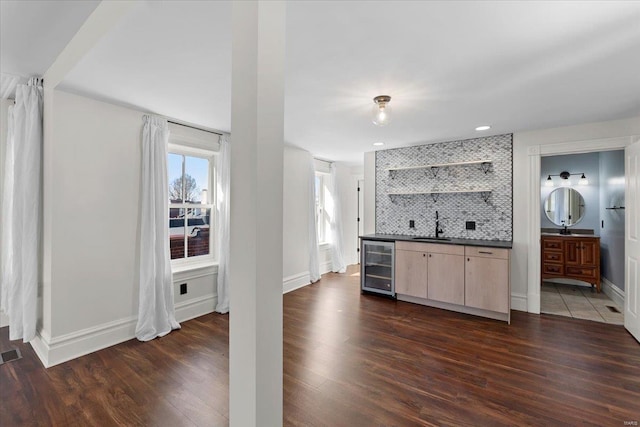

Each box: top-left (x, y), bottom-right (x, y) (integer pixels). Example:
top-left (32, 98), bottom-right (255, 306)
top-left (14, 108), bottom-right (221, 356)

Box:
top-left (0, 99), bottom-right (12, 327)
top-left (599, 150), bottom-right (625, 290)
top-left (36, 90), bottom-right (217, 367)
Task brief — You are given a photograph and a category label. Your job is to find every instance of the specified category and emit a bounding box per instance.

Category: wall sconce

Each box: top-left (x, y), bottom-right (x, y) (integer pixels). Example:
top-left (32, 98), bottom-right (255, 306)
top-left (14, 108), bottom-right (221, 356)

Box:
top-left (372, 95), bottom-right (392, 126)
top-left (544, 171), bottom-right (588, 187)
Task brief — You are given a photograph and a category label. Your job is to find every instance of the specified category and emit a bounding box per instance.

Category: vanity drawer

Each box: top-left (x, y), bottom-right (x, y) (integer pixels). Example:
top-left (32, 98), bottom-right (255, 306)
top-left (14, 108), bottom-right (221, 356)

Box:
top-left (542, 238), bottom-right (563, 251)
top-left (565, 266), bottom-right (598, 279)
top-left (542, 264), bottom-right (564, 275)
top-left (543, 251), bottom-right (564, 263)
top-left (465, 246), bottom-right (509, 260)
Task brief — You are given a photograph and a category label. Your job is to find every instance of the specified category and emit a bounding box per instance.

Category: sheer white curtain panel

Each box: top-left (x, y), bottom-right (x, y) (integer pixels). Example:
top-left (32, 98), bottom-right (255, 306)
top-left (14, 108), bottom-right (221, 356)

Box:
top-left (1, 77), bottom-right (43, 342)
top-left (215, 135), bottom-right (230, 314)
top-left (329, 163), bottom-right (346, 273)
top-left (136, 115), bottom-right (180, 341)
top-left (308, 153), bottom-right (321, 283)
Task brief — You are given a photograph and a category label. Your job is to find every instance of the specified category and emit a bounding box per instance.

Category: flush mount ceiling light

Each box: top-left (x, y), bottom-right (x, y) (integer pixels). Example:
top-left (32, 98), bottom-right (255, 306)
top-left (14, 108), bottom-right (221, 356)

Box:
top-left (475, 125), bottom-right (491, 131)
top-left (545, 171), bottom-right (589, 187)
top-left (373, 142), bottom-right (384, 146)
top-left (372, 95), bottom-right (392, 126)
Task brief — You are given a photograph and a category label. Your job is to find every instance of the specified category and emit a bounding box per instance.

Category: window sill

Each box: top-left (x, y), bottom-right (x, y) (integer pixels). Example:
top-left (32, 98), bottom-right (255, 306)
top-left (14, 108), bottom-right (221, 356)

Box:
top-left (172, 261), bottom-right (218, 281)
top-left (319, 242), bottom-right (331, 249)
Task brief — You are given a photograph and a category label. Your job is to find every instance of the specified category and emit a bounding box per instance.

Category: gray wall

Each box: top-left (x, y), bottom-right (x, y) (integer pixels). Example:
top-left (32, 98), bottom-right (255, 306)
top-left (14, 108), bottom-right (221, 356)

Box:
top-left (375, 134), bottom-right (512, 241)
top-left (599, 150), bottom-right (625, 290)
top-left (540, 152), bottom-right (600, 232)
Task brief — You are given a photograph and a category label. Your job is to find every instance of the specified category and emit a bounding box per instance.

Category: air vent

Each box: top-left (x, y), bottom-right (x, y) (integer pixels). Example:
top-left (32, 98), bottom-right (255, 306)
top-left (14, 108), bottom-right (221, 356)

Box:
top-left (0, 348), bottom-right (22, 364)
top-left (605, 305), bottom-right (621, 314)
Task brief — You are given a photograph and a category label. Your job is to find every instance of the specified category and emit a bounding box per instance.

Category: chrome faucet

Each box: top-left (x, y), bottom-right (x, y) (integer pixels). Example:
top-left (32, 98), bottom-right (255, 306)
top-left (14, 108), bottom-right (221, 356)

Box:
top-left (435, 211), bottom-right (443, 238)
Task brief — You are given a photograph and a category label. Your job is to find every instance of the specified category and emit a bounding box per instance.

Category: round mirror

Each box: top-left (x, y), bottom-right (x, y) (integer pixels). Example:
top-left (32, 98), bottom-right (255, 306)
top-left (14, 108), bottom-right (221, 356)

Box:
top-left (544, 187), bottom-right (585, 226)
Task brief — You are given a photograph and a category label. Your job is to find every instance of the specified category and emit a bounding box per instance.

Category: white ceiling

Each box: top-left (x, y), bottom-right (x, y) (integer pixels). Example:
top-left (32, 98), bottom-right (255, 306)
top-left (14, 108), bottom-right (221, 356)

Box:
top-left (2, 1), bottom-right (640, 164)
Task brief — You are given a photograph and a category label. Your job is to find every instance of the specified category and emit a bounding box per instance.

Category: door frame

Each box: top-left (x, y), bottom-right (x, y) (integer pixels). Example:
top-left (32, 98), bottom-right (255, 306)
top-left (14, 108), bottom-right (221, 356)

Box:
top-left (526, 136), bottom-right (635, 313)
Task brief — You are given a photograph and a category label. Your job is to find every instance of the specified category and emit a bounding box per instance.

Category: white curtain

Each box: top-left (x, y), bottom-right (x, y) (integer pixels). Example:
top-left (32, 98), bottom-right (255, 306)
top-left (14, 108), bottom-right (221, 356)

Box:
top-left (136, 115), bottom-right (180, 341)
top-left (329, 163), bottom-right (346, 273)
top-left (1, 77), bottom-right (43, 343)
top-left (215, 135), bottom-right (230, 314)
top-left (308, 153), bottom-right (321, 283)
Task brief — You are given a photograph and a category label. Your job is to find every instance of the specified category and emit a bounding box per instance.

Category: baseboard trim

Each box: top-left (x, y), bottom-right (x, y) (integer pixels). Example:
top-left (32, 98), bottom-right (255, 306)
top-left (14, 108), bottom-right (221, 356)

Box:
top-left (32, 294), bottom-right (217, 368)
top-left (510, 293), bottom-right (528, 312)
top-left (601, 276), bottom-right (625, 309)
top-left (283, 271), bottom-right (312, 294)
top-left (320, 261), bottom-right (332, 275)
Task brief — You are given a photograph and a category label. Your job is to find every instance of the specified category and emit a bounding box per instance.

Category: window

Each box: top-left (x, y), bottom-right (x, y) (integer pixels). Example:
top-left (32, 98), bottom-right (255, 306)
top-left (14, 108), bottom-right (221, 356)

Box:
top-left (168, 150), bottom-right (215, 264)
top-left (315, 172), bottom-right (330, 244)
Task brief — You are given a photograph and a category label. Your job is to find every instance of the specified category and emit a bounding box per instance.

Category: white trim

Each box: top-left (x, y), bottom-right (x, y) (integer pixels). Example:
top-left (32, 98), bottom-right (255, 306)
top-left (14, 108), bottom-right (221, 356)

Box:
top-left (173, 263), bottom-right (218, 282)
top-left (526, 135), bottom-right (634, 314)
top-left (510, 292), bottom-right (528, 312)
top-left (320, 260), bottom-right (332, 275)
top-left (283, 272), bottom-right (312, 294)
top-left (175, 294), bottom-right (217, 323)
top-left (29, 294), bottom-right (217, 368)
top-left (602, 276), bottom-right (625, 309)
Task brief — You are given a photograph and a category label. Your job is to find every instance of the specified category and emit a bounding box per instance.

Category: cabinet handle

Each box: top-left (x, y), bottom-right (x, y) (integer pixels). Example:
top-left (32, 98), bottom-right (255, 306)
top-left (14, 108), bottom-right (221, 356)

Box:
top-left (428, 254), bottom-right (432, 258)
top-left (479, 251), bottom-right (493, 254)
top-left (423, 254), bottom-right (426, 257)
top-left (467, 258), bottom-right (470, 261)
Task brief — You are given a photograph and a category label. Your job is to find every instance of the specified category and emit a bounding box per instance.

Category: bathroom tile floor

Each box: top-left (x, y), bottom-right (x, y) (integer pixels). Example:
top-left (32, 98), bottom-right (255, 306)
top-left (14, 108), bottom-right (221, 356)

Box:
top-left (541, 281), bottom-right (624, 325)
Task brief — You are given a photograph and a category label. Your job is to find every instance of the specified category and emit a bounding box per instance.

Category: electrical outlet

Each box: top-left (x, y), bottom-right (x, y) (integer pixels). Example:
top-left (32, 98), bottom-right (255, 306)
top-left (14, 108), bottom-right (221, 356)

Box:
top-left (466, 221), bottom-right (476, 230)
top-left (180, 283), bottom-right (187, 295)
top-left (409, 220), bottom-right (415, 228)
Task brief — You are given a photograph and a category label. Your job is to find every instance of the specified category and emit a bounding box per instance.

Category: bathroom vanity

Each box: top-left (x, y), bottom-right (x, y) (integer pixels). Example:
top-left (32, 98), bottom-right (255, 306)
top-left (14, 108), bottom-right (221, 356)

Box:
top-left (541, 234), bottom-right (601, 292)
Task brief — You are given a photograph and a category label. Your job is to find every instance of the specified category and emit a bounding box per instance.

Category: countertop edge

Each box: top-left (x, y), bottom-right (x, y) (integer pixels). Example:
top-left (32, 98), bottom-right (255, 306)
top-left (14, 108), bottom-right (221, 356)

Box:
top-left (360, 234), bottom-right (513, 249)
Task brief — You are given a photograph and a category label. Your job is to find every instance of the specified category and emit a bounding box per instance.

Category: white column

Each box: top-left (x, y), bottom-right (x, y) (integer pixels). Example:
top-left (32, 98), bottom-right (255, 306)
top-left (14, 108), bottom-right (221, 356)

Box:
top-left (229, 2), bottom-right (285, 426)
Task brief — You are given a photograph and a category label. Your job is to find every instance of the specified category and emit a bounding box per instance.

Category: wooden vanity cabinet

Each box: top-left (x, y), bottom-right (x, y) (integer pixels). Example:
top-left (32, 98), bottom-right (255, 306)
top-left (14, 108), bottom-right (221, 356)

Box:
top-left (541, 235), bottom-right (601, 292)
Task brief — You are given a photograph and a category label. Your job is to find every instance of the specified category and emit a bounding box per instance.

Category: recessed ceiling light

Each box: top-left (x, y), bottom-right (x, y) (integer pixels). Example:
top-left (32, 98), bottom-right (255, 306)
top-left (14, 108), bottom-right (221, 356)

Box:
top-left (373, 142), bottom-right (384, 146)
top-left (475, 125), bottom-right (491, 131)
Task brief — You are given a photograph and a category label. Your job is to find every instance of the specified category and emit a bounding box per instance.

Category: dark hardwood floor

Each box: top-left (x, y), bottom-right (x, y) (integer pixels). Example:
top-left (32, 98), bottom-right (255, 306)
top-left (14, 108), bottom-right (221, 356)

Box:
top-left (2, 265), bottom-right (639, 426)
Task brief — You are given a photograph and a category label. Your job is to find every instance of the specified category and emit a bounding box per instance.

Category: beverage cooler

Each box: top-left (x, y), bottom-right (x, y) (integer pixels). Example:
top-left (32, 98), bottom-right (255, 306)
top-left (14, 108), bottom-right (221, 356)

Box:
top-left (360, 240), bottom-right (395, 296)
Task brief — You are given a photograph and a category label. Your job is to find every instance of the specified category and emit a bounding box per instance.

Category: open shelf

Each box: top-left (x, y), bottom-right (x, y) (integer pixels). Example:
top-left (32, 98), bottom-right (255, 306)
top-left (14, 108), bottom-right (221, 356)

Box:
top-left (365, 273), bottom-right (392, 280)
top-left (387, 188), bottom-right (492, 203)
top-left (386, 159), bottom-right (492, 176)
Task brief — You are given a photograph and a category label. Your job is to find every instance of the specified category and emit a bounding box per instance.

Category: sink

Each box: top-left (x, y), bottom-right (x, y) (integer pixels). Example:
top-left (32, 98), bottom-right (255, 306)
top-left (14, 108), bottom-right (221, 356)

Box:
top-left (412, 237), bottom-right (451, 241)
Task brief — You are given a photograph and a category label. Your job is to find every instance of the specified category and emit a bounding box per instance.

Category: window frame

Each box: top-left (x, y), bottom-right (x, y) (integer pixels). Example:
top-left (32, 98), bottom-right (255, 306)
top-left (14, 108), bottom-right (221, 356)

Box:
top-left (168, 143), bottom-right (216, 269)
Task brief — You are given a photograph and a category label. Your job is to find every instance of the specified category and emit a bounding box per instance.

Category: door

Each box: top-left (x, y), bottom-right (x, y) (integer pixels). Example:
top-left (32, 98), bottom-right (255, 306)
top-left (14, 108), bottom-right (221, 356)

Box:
top-left (465, 256), bottom-right (509, 313)
top-left (395, 249), bottom-right (427, 298)
top-left (357, 179), bottom-right (364, 262)
top-left (625, 140), bottom-right (640, 342)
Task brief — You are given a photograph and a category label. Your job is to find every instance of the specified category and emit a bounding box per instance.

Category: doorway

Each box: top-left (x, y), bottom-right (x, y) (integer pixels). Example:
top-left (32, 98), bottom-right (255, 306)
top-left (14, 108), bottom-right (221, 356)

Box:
top-left (539, 151), bottom-right (625, 324)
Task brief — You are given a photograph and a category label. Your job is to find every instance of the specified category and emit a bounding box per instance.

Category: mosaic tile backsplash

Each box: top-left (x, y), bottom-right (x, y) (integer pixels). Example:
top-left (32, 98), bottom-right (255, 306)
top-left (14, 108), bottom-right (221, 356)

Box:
top-left (376, 134), bottom-right (513, 241)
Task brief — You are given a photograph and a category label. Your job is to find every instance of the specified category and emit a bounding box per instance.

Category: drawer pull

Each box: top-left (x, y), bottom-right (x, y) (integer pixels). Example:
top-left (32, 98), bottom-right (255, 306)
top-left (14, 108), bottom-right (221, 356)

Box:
top-left (478, 251), bottom-right (493, 254)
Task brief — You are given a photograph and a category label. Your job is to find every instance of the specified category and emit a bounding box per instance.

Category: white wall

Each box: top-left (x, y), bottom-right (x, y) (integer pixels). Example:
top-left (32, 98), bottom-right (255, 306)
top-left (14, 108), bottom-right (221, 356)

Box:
top-left (282, 146), bottom-right (312, 291)
top-left (282, 146), bottom-right (361, 293)
top-left (513, 116), bottom-right (640, 308)
top-left (0, 99), bottom-right (12, 328)
top-left (36, 90), bottom-right (217, 366)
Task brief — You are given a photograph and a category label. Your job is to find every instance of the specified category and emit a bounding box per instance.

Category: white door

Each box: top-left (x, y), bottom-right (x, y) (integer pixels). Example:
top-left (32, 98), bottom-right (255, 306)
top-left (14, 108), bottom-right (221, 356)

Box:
top-left (625, 140), bottom-right (640, 342)
top-left (357, 179), bottom-right (364, 262)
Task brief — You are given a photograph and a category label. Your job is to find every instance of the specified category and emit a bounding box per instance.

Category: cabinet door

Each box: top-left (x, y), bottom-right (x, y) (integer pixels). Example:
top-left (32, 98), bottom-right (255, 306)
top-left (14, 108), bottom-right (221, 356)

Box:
top-left (579, 240), bottom-right (598, 266)
top-left (395, 250), bottom-right (427, 298)
top-left (428, 253), bottom-right (464, 305)
top-left (565, 240), bottom-right (580, 265)
top-left (465, 256), bottom-right (509, 313)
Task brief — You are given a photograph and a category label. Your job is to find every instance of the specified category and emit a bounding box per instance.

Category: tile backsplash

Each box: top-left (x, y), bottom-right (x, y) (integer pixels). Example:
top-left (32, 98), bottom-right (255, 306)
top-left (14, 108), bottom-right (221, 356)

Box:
top-left (376, 134), bottom-right (513, 241)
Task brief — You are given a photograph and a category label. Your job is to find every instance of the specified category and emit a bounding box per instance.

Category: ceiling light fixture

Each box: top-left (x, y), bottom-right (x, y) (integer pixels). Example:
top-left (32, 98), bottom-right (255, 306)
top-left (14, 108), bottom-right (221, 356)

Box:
top-left (373, 142), bottom-right (384, 146)
top-left (372, 95), bottom-right (392, 126)
top-left (475, 125), bottom-right (491, 131)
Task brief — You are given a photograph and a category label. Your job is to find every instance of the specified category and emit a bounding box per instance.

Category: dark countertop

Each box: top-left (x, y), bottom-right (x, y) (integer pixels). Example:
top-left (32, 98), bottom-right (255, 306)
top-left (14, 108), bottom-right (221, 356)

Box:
top-left (360, 233), bottom-right (513, 249)
top-left (540, 233), bottom-right (600, 238)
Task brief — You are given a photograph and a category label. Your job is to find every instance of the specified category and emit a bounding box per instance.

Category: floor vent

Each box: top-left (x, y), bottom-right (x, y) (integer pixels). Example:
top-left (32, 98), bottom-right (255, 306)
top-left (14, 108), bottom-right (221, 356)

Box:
top-left (0, 348), bottom-right (22, 365)
top-left (606, 305), bottom-right (621, 314)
